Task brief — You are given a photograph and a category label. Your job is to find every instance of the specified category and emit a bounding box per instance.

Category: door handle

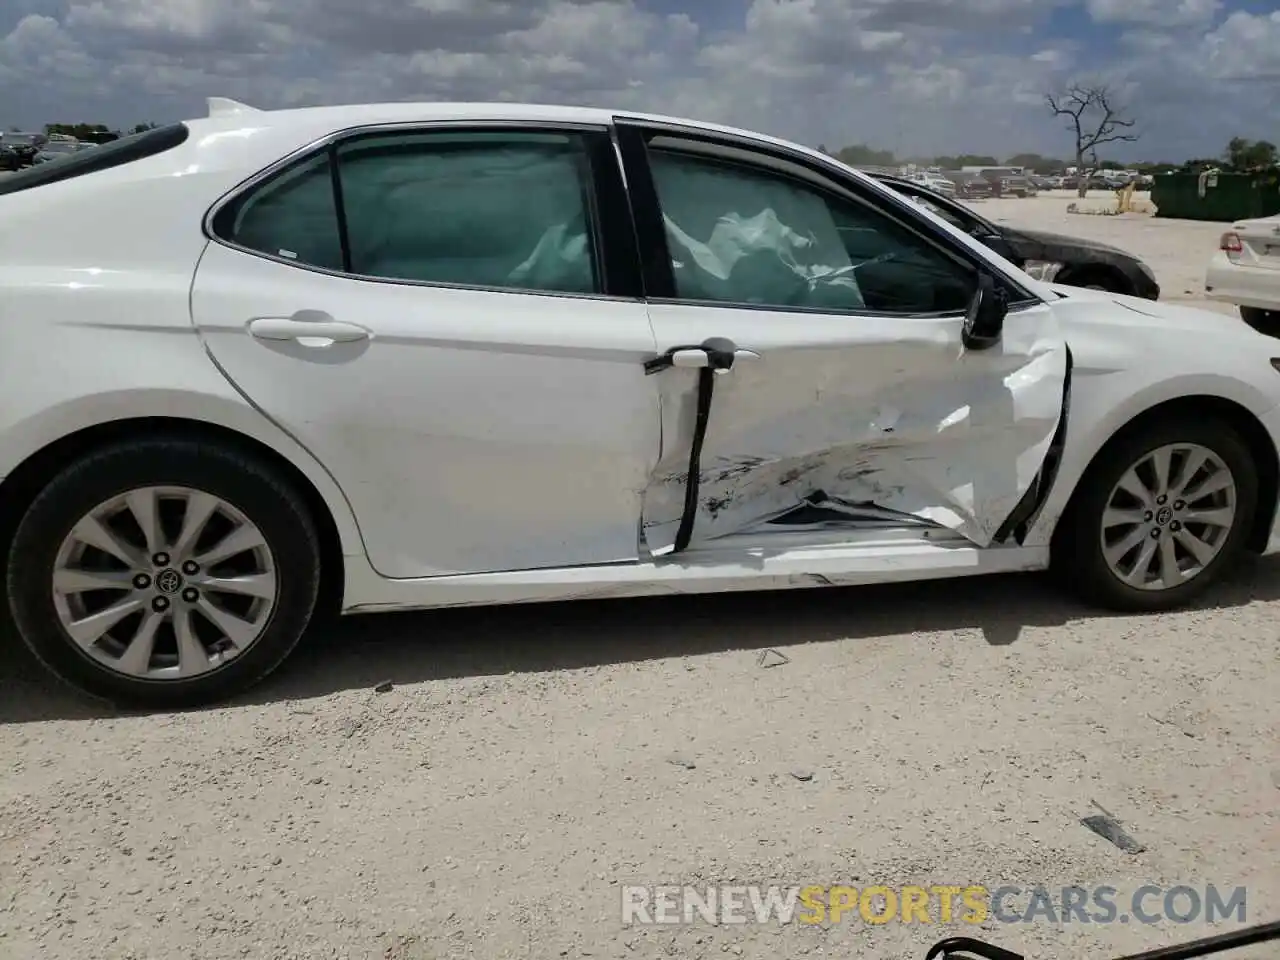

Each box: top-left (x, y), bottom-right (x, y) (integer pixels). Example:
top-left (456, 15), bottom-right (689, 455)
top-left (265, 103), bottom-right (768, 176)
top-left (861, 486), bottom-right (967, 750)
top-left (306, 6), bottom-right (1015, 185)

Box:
top-left (644, 337), bottom-right (759, 375)
top-left (248, 311), bottom-right (370, 345)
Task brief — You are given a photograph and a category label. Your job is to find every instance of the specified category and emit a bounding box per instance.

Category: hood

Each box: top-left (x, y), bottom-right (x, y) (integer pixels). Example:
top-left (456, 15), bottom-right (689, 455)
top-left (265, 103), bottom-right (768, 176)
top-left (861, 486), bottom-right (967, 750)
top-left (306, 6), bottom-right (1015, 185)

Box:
top-left (1049, 284), bottom-right (1251, 335)
top-left (1010, 226), bottom-right (1136, 260)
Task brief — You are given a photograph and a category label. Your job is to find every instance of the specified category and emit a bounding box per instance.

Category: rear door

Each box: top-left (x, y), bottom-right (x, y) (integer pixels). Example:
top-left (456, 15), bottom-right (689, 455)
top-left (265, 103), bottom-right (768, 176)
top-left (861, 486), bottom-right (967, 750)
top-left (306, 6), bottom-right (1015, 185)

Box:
top-left (614, 121), bottom-right (1069, 555)
top-left (1232, 216), bottom-right (1280, 271)
top-left (192, 123), bottom-right (662, 580)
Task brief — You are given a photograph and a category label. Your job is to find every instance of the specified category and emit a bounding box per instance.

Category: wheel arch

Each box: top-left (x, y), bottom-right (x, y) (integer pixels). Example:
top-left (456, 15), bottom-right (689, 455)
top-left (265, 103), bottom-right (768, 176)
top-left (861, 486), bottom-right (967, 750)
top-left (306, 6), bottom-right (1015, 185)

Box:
top-left (1057, 262), bottom-right (1134, 295)
top-left (0, 416), bottom-right (352, 618)
top-left (1051, 394), bottom-right (1279, 555)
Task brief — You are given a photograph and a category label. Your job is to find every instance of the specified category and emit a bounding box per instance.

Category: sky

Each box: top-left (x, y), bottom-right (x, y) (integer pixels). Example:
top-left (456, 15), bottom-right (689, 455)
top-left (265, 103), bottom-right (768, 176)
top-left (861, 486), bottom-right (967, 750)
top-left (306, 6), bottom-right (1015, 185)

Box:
top-left (1, 0), bottom-right (1278, 161)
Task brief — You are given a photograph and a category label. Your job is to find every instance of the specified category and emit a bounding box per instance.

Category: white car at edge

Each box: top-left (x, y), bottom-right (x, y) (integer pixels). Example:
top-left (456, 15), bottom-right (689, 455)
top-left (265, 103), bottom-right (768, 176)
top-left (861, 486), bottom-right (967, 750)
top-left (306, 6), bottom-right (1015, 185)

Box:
top-left (2, 97), bottom-right (1279, 707)
top-left (1206, 214), bottom-right (1280, 330)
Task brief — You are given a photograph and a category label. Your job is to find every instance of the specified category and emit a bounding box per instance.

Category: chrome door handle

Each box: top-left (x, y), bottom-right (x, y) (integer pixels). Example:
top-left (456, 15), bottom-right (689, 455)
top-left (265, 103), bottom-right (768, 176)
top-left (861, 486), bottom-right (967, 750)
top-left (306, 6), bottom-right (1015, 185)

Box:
top-left (644, 338), bottom-right (759, 375)
top-left (248, 311), bottom-right (369, 345)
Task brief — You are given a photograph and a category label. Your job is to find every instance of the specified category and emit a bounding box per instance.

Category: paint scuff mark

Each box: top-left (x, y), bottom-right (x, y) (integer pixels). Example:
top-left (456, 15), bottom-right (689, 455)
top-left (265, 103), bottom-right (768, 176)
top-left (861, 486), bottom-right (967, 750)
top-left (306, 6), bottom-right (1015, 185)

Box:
top-left (710, 455), bottom-right (769, 484)
top-left (704, 495), bottom-right (734, 519)
top-left (778, 460), bottom-right (821, 485)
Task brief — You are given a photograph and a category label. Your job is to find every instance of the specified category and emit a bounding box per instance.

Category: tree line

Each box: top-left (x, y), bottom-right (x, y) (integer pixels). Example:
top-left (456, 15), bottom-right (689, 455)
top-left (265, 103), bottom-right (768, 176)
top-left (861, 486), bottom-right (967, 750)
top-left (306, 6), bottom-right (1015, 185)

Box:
top-left (21, 109), bottom-right (1277, 185)
top-left (821, 82), bottom-right (1275, 198)
top-left (821, 139), bottom-right (1275, 178)
top-left (5, 122), bottom-right (160, 141)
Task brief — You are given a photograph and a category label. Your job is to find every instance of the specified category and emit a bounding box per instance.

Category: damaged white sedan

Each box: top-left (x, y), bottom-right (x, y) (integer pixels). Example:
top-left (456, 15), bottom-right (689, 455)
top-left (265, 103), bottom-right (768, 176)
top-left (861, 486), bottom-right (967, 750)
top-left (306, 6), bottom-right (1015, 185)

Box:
top-left (3, 98), bottom-right (1280, 707)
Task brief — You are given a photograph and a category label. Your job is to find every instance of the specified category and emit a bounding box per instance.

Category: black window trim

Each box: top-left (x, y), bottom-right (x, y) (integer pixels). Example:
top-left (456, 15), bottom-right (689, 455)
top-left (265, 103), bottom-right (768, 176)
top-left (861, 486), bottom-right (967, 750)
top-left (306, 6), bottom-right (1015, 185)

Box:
top-left (878, 176), bottom-right (1001, 237)
top-left (202, 120), bottom-right (645, 303)
top-left (612, 117), bottom-right (1045, 319)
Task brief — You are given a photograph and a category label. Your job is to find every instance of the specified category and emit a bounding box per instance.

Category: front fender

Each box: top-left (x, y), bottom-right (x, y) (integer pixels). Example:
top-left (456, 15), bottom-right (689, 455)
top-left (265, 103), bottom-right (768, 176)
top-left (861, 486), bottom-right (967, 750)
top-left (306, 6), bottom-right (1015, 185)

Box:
top-left (1022, 371), bottom-right (1280, 547)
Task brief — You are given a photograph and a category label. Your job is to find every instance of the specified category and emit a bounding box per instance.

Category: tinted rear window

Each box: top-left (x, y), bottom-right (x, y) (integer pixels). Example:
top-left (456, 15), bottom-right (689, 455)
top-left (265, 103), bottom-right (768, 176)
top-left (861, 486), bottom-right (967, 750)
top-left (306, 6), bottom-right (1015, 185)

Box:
top-left (0, 123), bottom-right (190, 196)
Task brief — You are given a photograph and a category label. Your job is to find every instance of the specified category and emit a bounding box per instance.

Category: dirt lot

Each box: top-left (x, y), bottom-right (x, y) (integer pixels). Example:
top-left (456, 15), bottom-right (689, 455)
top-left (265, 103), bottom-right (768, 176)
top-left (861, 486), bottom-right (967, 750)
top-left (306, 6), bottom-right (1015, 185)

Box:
top-left (975, 189), bottom-right (1234, 316)
top-left (2, 193), bottom-right (1278, 960)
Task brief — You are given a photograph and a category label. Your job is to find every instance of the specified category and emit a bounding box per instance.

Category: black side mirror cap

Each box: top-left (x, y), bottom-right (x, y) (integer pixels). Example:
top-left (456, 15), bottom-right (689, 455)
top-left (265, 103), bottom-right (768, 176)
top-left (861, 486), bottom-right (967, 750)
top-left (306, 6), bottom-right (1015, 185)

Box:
top-left (962, 272), bottom-right (1007, 350)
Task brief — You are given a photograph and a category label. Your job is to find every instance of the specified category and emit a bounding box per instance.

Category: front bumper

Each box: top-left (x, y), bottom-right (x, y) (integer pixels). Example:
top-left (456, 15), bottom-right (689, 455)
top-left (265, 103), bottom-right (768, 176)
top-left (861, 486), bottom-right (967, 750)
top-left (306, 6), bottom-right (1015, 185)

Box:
top-left (1133, 268), bottom-right (1161, 301)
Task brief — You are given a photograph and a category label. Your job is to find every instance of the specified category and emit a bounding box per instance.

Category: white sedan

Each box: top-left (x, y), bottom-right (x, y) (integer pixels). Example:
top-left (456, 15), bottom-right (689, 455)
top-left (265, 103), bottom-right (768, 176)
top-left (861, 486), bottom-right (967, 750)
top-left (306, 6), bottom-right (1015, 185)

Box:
top-left (2, 98), bottom-right (1279, 707)
top-left (907, 171), bottom-right (957, 197)
top-left (1206, 215), bottom-right (1280, 330)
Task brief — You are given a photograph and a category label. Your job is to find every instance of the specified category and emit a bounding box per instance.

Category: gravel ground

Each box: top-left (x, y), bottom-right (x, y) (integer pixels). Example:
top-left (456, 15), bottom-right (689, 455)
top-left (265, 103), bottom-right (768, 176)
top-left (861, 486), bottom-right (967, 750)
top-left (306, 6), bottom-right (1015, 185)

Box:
top-left (2, 192), bottom-right (1278, 960)
top-left (973, 189), bottom-right (1235, 317)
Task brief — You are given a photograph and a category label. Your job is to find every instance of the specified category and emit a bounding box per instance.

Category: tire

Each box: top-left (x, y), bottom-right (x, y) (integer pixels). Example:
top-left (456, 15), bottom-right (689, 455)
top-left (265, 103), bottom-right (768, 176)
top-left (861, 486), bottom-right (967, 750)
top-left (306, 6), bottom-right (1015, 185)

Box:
top-left (1070, 270), bottom-right (1130, 295)
top-left (1051, 416), bottom-right (1257, 612)
top-left (6, 438), bottom-right (321, 708)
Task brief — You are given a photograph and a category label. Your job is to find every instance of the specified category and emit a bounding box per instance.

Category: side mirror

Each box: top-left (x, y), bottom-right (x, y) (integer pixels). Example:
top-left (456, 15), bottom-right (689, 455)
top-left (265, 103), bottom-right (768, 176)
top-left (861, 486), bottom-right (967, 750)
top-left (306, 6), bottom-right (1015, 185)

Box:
top-left (962, 273), bottom-right (1007, 350)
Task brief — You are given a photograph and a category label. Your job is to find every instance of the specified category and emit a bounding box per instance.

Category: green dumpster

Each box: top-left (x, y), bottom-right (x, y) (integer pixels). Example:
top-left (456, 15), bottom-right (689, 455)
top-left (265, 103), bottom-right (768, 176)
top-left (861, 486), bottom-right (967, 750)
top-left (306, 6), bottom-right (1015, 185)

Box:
top-left (1153, 170), bottom-right (1280, 222)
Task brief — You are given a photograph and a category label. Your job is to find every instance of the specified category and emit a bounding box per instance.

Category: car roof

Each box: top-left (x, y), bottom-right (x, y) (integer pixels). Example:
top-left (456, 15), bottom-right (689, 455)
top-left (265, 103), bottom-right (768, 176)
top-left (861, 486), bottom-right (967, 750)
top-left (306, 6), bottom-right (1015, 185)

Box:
top-left (175, 97), bottom-right (887, 198)
top-left (185, 97), bottom-right (827, 161)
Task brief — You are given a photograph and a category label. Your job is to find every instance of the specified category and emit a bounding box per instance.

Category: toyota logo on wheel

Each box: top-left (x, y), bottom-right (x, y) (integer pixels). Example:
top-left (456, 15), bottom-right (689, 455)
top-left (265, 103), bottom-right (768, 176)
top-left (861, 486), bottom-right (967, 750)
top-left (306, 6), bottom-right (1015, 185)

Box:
top-left (155, 569), bottom-right (183, 594)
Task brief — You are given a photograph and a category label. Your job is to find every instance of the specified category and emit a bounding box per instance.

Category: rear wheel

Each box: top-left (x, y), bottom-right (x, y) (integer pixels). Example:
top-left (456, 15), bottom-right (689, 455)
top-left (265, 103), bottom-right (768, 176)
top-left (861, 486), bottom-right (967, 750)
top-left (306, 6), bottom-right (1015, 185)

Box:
top-left (1053, 417), bottom-right (1257, 611)
top-left (6, 438), bottom-right (321, 708)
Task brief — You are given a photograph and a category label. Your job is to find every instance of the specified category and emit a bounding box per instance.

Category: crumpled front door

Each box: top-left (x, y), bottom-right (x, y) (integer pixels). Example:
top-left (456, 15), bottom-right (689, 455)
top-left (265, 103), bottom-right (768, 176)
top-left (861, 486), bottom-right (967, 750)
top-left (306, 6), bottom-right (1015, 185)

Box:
top-left (640, 300), bottom-right (1069, 555)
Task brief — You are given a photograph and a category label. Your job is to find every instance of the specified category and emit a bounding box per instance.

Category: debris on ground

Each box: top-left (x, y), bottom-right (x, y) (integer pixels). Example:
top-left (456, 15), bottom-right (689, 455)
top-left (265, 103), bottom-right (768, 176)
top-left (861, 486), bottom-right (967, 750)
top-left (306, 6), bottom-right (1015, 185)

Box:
top-left (665, 754), bottom-right (696, 770)
top-left (374, 680), bottom-right (394, 693)
top-left (757, 648), bottom-right (790, 668)
top-left (339, 718), bottom-right (361, 739)
top-left (1146, 711), bottom-right (1199, 738)
top-left (1081, 801), bottom-right (1146, 854)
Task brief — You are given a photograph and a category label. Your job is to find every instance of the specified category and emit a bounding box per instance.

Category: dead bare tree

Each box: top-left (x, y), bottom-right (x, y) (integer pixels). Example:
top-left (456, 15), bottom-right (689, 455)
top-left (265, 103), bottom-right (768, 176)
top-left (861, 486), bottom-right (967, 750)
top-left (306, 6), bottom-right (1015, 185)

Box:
top-left (1045, 85), bottom-right (1139, 197)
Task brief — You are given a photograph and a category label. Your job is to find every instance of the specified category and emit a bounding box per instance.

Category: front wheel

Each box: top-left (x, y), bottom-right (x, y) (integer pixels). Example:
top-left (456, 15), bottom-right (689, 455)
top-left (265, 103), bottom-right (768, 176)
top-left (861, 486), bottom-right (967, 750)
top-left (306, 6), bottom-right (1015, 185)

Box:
top-left (1052, 417), bottom-right (1257, 611)
top-left (6, 438), bottom-right (321, 708)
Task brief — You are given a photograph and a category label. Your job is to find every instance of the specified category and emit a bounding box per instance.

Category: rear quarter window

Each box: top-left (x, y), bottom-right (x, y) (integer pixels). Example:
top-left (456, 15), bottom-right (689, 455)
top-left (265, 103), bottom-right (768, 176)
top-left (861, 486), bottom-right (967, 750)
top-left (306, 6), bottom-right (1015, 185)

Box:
top-left (0, 123), bottom-right (190, 196)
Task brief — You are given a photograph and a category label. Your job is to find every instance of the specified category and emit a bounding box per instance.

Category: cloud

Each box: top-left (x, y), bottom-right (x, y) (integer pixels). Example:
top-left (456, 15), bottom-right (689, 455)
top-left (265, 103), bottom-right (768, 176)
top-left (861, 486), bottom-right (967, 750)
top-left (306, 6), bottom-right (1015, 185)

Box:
top-left (1, 0), bottom-right (1278, 160)
top-left (1085, 0), bottom-right (1221, 28)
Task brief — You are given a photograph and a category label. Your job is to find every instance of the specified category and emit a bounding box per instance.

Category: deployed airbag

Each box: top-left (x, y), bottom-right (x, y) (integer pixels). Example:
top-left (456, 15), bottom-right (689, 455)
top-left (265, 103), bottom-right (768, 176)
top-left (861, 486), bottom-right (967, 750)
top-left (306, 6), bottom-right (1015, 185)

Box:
top-left (650, 150), bottom-right (866, 310)
top-left (338, 140), bottom-right (596, 293)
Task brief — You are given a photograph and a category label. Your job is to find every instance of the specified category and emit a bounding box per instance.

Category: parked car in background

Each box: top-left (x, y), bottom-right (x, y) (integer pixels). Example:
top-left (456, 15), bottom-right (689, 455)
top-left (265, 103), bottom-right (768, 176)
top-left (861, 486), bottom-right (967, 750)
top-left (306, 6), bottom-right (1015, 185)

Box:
top-left (948, 171), bottom-right (992, 199)
top-left (0, 133), bottom-right (41, 169)
top-left (1088, 172), bottom-right (1131, 191)
top-left (0, 97), bottom-right (1273, 708)
top-left (875, 173), bottom-right (1160, 298)
top-left (995, 172), bottom-right (1037, 197)
top-left (906, 171), bottom-right (956, 197)
top-left (1206, 216), bottom-right (1280, 332)
top-left (32, 139), bottom-right (89, 165)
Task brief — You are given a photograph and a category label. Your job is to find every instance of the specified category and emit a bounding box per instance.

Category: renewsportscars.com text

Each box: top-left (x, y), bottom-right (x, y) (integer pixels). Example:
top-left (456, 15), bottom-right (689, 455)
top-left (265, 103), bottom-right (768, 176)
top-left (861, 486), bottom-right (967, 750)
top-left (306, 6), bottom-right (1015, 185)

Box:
top-left (620, 884), bottom-right (1248, 926)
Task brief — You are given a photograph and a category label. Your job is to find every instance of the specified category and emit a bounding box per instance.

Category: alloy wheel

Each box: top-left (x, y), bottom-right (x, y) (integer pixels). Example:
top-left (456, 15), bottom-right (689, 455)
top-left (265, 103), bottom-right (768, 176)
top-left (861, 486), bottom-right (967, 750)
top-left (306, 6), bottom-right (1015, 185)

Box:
top-left (1099, 443), bottom-right (1236, 591)
top-left (50, 486), bottom-right (278, 679)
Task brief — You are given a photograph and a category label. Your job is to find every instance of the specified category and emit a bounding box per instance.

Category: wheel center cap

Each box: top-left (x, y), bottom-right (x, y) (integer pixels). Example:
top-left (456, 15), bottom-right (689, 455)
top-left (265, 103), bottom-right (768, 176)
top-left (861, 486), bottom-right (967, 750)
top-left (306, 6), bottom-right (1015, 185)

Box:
top-left (1156, 506), bottom-right (1173, 526)
top-left (155, 568), bottom-right (184, 594)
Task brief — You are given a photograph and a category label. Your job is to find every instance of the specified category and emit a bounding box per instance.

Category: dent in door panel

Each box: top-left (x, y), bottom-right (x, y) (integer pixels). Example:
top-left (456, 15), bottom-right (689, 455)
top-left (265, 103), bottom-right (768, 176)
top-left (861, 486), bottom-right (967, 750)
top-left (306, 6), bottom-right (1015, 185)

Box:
top-left (643, 337), bottom-right (1067, 549)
